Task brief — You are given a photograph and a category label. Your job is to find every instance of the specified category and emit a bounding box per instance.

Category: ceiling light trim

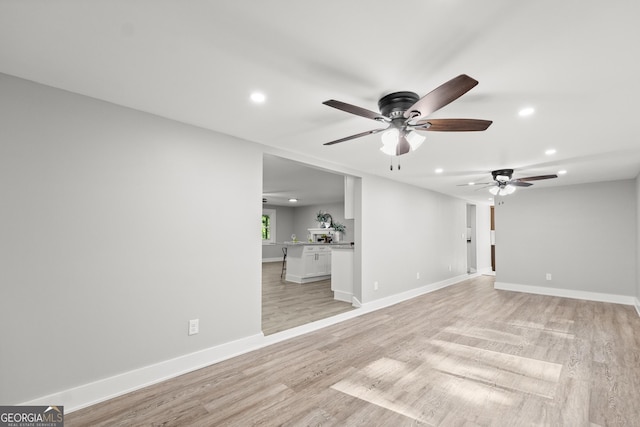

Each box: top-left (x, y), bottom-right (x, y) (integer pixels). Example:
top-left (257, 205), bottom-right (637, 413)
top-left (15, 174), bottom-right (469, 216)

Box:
top-left (518, 107), bottom-right (535, 117)
top-left (250, 92), bottom-right (266, 103)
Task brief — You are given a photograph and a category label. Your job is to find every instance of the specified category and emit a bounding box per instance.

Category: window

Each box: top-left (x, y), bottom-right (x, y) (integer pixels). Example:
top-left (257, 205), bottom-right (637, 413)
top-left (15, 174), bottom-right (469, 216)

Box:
top-left (262, 208), bottom-right (276, 245)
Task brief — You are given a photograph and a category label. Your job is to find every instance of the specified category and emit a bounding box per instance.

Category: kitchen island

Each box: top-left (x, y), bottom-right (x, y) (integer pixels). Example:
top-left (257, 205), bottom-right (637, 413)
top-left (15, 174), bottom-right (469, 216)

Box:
top-left (283, 242), bottom-right (351, 284)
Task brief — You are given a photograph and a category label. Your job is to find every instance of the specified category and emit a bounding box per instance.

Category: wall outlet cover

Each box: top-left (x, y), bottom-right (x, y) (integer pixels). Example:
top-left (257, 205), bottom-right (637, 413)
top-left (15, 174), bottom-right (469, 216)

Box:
top-left (188, 319), bottom-right (199, 335)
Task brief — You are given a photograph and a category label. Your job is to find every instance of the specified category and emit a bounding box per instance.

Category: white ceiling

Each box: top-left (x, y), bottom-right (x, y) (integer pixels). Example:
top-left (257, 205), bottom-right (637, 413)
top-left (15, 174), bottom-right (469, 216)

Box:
top-left (2, 1), bottom-right (639, 204)
top-left (263, 154), bottom-right (344, 207)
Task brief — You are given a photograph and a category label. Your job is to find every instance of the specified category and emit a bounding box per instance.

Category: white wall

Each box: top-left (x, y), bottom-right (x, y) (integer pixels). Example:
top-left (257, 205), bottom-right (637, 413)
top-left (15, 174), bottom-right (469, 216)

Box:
top-left (495, 180), bottom-right (636, 298)
top-left (0, 74), bottom-right (263, 403)
top-left (359, 175), bottom-right (468, 303)
top-left (475, 203), bottom-right (493, 273)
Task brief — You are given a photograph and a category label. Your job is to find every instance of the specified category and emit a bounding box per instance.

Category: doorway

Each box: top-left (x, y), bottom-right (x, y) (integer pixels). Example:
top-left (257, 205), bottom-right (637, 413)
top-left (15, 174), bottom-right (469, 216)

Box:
top-left (261, 154), bottom-right (360, 335)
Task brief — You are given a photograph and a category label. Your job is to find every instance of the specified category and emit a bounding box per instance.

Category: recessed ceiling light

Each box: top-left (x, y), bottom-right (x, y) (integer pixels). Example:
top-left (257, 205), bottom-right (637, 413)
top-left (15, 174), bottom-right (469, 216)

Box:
top-left (545, 149), bottom-right (556, 155)
top-left (288, 198), bottom-right (298, 203)
top-left (558, 170), bottom-right (567, 175)
top-left (468, 182), bottom-right (475, 186)
top-left (518, 107), bottom-right (535, 117)
top-left (435, 168), bottom-right (443, 174)
top-left (250, 92), bottom-right (266, 103)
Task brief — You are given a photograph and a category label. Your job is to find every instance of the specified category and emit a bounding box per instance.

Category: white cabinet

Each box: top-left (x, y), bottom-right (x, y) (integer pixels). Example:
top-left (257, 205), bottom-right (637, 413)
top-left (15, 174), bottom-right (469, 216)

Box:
top-left (302, 246), bottom-right (331, 277)
top-left (285, 244), bottom-right (332, 283)
top-left (316, 247), bottom-right (331, 275)
top-left (331, 248), bottom-right (354, 303)
top-left (303, 250), bottom-right (317, 276)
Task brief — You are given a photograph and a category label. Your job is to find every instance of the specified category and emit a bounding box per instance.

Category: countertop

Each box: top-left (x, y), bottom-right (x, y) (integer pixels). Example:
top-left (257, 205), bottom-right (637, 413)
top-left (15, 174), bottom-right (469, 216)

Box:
top-left (282, 241), bottom-right (353, 249)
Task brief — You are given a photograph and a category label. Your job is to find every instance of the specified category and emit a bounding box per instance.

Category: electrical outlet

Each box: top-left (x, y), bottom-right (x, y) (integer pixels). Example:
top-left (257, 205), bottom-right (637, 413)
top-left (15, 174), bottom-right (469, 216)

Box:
top-left (416, 272), bottom-right (420, 280)
top-left (374, 281), bottom-right (379, 290)
top-left (448, 265), bottom-right (452, 272)
top-left (188, 319), bottom-right (199, 336)
top-left (546, 273), bottom-right (552, 281)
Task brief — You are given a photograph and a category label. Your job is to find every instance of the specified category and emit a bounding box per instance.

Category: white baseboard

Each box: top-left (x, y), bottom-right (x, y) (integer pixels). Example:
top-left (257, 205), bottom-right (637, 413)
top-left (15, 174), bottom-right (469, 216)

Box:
top-left (635, 297), bottom-right (640, 317)
top-left (262, 257), bottom-right (283, 263)
top-left (20, 273), bottom-right (475, 414)
top-left (494, 281), bottom-right (636, 306)
top-left (351, 296), bottom-right (362, 308)
top-left (20, 333), bottom-right (266, 413)
top-left (333, 290), bottom-right (352, 303)
top-left (477, 266), bottom-right (493, 275)
top-left (359, 273), bottom-right (474, 312)
top-left (285, 273), bottom-right (331, 284)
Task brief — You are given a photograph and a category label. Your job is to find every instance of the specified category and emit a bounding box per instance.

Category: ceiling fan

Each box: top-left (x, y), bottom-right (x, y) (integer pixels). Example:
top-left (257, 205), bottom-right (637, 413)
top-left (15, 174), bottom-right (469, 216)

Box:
top-left (460, 169), bottom-right (558, 196)
top-left (322, 74), bottom-right (492, 158)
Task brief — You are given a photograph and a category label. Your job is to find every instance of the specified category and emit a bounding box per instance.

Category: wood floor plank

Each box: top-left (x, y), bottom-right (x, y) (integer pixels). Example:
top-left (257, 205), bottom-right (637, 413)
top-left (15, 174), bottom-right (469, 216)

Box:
top-left (66, 275), bottom-right (640, 426)
top-left (261, 261), bottom-right (355, 335)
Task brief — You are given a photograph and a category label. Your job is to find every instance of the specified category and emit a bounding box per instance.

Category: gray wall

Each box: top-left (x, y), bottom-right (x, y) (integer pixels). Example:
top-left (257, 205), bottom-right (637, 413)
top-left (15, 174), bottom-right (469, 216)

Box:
top-left (637, 174), bottom-right (640, 302)
top-left (352, 178), bottom-right (363, 303)
top-left (475, 203), bottom-right (492, 273)
top-left (466, 204), bottom-right (477, 272)
top-left (261, 204), bottom-right (294, 260)
top-left (261, 202), bottom-right (353, 260)
top-left (359, 175), bottom-right (468, 303)
top-left (495, 180), bottom-right (636, 296)
top-left (0, 74), bottom-right (263, 403)
top-left (292, 202), bottom-right (354, 243)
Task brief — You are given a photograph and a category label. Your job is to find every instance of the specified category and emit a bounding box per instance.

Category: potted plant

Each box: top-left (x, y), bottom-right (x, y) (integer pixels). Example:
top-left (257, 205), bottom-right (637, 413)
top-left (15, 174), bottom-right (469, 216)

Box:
top-left (316, 210), bottom-right (331, 228)
top-left (331, 221), bottom-right (346, 242)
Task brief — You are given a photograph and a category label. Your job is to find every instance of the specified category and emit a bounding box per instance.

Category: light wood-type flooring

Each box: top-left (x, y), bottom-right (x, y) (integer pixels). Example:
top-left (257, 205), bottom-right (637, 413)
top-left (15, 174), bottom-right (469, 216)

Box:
top-left (262, 261), bottom-right (355, 335)
top-left (66, 275), bottom-right (640, 426)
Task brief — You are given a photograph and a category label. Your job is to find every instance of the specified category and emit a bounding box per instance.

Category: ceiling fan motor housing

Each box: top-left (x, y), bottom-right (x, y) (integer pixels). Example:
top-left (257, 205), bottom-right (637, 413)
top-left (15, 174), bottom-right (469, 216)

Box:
top-left (378, 91), bottom-right (419, 118)
top-left (492, 168), bottom-right (514, 183)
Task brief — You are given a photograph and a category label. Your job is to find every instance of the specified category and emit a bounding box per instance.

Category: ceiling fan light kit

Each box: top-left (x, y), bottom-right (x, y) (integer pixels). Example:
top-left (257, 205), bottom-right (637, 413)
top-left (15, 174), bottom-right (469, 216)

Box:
top-left (322, 74), bottom-right (492, 164)
top-left (380, 128), bottom-right (425, 156)
top-left (489, 184), bottom-right (516, 196)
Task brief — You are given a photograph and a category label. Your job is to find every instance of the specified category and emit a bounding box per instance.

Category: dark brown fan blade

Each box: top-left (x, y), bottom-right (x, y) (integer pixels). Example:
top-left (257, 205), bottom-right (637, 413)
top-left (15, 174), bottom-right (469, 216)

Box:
top-left (396, 134), bottom-right (411, 156)
top-left (510, 180), bottom-right (533, 187)
top-left (517, 174), bottom-right (558, 181)
top-left (323, 100), bottom-right (387, 121)
top-left (323, 127), bottom-right (388, 146)
top-left (414, 118), bottom-right (492, 132)
top-left (403, 74), bottom-right (478, 119)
